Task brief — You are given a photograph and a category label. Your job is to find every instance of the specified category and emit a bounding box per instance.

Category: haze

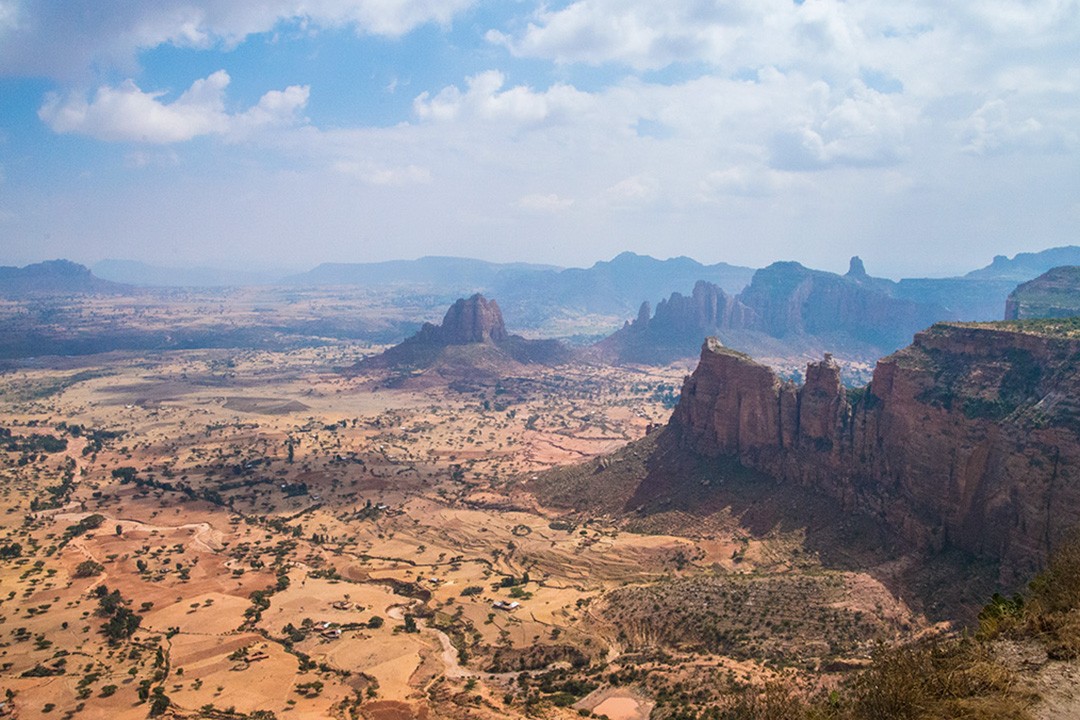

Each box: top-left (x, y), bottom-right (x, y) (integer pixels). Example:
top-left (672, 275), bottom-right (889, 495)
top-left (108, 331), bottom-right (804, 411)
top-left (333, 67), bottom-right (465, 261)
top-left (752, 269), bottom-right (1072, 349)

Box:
top-left (1, 1), bottom-right (1078, 277)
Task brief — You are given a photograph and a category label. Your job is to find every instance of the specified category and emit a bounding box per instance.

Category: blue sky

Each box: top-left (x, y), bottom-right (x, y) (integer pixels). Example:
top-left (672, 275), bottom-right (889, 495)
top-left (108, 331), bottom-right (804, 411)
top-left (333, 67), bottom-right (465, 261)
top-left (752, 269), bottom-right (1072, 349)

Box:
top-left (1, 0), bottom-right (1078, 276)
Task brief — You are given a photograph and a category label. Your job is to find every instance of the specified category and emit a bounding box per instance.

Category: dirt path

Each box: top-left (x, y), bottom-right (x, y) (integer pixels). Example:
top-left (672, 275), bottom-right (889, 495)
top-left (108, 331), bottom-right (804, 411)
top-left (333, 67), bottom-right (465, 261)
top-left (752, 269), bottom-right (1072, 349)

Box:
top-left (424, 622), bottom-right (472, 680)
top-left (54, 513), bottom-right (224, 552)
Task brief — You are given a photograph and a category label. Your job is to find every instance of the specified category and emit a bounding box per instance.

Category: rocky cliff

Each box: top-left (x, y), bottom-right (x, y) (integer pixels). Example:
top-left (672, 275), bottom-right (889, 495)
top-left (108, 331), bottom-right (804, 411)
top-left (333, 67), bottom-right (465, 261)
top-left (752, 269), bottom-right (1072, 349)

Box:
top-left (598, 258), bottom-right (944, 366)
top-left (670, 324), bottom-right (1080, 582)
top-left (1005, 266), bottom-right (1080, 320)
top-left (419, 294), bottom-right (509, 345)
top-left (362, 293), bottom-right (570, 374)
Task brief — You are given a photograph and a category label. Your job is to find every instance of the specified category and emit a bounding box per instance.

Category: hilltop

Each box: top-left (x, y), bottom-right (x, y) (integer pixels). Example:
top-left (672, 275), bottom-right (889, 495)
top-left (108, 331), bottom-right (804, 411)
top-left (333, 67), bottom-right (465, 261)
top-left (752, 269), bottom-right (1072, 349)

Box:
top-left (0, 260), bottom-right (130, 297)
top-left (359, 294), bottom-right (572, 385)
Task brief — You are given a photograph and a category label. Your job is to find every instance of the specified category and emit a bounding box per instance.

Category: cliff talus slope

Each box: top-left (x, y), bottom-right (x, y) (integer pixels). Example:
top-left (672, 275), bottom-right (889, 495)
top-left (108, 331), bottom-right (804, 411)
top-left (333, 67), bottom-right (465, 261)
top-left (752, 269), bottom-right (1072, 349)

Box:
top-left (670, 324), bottom-right (1080, 582)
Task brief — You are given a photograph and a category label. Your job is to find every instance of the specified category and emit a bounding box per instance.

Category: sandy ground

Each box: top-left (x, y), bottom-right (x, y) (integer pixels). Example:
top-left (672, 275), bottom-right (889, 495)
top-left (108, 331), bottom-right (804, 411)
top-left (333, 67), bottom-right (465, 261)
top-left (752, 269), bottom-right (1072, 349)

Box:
top-left (0, 343), bottom-right (925, 720)
top-left (576, 686), bottom-right (655, 720)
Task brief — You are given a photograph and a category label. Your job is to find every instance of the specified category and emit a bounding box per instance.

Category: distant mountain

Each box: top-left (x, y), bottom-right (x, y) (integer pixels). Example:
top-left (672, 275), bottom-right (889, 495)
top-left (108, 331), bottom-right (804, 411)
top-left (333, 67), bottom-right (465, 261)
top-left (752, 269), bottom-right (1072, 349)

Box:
top-left (283, 253), bottom-right (756, 333)
top-left (966, 246), bottom-right (1080, 281)
top-left (0, 260), bottom-right (130, 297)
top-left (887, 246), bottom-right (1080, 321)
top-left (359, 294), bottom-right (572, 385)
top-left (285, 256), bottom-right (562, 288)
top-left (598, 247), bottom-right (1080, 367)
top-left (1005, 266), bottom-right (1080, 320)
top-left (597, 257), bottom-right (943, 366)
top-left (93, 259), bottom-right (289, 287)
top-left (491, 252), bottom-right (755, 327)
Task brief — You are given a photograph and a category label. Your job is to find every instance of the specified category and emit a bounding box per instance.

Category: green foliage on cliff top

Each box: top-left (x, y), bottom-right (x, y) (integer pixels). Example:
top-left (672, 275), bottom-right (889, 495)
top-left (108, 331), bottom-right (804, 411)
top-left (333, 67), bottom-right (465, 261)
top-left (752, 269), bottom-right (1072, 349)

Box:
top-left (950, 317), bottom-right (1080, 339)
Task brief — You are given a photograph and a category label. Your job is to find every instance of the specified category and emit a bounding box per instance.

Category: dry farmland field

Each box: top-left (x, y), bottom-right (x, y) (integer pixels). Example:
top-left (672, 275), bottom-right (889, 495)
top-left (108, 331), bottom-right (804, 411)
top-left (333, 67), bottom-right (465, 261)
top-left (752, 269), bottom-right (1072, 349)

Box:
top-left (0, 339), bottom-right (924, 720)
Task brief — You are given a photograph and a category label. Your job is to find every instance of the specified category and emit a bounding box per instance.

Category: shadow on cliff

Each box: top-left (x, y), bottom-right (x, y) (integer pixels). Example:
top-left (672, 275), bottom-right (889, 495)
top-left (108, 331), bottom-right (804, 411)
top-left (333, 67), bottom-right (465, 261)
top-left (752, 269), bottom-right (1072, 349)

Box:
top-left (527, 425), bottom-right (1000, 621)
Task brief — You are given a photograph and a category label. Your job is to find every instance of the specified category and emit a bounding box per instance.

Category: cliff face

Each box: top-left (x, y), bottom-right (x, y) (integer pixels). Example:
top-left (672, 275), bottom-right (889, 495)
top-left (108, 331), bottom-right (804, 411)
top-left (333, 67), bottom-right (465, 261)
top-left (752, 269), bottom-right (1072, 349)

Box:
top-left (671, 325), bottom-right (1080, 582)
top-left (598, 259), bottom-right (947, 365)
top-left (435, 294), bottom-right (509, 344)
top-left (736, 261), bottom-right (939, 347)
top-left (1005, 266), bottom-right (1080, 320)
top-left (363, 293), bottom-right (570, 372)
top-left (645, 281), bottom-right (755, 339)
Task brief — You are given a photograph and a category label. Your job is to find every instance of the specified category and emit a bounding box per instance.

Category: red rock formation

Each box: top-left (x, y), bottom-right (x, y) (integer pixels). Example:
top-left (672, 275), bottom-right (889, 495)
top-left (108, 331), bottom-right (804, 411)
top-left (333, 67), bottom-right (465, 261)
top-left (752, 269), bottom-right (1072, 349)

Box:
top-left (437, 294), bottom-right (509, 344)
top-left (361, 293), bottom-right (570, 373)
top-left (671, 325), bottom-right (1080, 582)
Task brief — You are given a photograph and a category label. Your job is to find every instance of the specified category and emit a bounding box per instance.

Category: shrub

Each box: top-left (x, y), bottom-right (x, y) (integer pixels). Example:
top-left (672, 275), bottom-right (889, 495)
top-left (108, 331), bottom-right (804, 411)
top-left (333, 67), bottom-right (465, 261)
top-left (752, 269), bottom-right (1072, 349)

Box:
top-left (73, 560), bottom-right (104, 578)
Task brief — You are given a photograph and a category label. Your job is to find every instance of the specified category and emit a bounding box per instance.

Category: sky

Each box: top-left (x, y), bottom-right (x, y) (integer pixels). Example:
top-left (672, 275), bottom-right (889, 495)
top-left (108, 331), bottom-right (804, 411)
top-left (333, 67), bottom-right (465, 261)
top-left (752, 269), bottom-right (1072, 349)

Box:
top-left (0, 0), bottom-right (1078, 277)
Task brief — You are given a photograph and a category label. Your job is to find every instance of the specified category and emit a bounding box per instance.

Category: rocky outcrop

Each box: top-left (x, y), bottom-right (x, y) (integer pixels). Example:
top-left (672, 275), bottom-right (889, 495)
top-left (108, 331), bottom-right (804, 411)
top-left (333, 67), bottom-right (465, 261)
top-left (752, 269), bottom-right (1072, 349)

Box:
top-left (1004, 266), bottom-right (1080, 320)
top-left (736, 261), bottom-right (939, 346)
top-left (598, 259), bottom-right (945, 365)
top-left (422, 294), bottom-right (509, 345)
top-left (362, 294), bottom-right (570, 373)
top-left (595, 281), bottom-right (757, 364)
top-left (670, 325), bottom-right (1080, 582)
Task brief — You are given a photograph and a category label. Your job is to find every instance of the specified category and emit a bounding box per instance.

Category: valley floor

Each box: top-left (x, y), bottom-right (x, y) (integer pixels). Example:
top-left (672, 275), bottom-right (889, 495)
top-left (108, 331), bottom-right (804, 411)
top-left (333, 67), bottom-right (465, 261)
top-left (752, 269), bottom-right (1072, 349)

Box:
top-left (0, 342), bottom-right (1071, 720)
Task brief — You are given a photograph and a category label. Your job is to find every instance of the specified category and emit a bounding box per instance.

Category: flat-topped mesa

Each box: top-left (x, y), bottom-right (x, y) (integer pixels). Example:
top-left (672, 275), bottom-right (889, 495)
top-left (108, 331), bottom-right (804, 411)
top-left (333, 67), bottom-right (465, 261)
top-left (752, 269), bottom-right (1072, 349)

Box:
top-left (437, 294), bottom-right (508, 344)
top-left (670, 325), bottom-right (1080, 583)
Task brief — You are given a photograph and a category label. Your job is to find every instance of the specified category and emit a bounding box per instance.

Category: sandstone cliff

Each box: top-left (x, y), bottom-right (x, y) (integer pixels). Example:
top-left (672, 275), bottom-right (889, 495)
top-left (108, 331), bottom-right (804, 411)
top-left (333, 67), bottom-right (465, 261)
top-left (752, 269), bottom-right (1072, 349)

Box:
top-left (1005, 266), bottom-right (1080, 320)
top-left (670, 324), bottom-right (1080, 583)
top-left (415, 294), bottom-right (509, 345)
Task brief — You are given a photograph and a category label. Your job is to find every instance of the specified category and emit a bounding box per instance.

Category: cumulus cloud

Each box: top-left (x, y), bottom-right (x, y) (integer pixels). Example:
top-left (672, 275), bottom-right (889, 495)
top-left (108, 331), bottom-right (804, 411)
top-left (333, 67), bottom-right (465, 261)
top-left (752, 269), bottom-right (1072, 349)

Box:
top-left (0, 0), bottom-right (477, 79)
top-left (38, 71), bottom-right (308, 143)
top-left (487, 0), bottom-right (766, 71)
top-left (769, 81), bottom-right (910, 170)
top-left (413, 70), bottom-right (594, 126)
top-left (958, 99), bottom-right (1077, 155)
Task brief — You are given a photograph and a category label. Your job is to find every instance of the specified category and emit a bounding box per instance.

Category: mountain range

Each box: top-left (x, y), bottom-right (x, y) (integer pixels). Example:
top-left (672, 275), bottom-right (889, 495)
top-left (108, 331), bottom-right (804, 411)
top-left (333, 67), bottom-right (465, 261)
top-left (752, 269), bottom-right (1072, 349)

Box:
top-left (4, 246), bottom-right (1079, 363)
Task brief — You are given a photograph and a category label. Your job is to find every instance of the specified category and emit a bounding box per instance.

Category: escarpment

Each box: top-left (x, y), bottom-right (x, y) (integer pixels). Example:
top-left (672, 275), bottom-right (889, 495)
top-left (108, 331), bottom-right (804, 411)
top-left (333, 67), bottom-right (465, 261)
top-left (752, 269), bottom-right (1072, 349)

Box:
top-left (670, 324), bottom-right (1080, 583)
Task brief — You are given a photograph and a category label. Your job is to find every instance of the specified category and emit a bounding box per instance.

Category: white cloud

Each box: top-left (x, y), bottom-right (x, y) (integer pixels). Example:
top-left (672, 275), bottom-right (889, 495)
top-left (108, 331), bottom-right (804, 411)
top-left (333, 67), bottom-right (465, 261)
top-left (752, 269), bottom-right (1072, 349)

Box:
top-left (0, 0), bottom-right (478, 79)
top-left (958, 99), bottom-right (1077, 155)
top-left (488, 0), bottom-right (767, 71)
top-left (413, 71), bottom-right (594, 126)
top-left (516, 193), bottom-right (575, 212)
top-left (604, 174), bottom-right (659, 204)
top-left (38, 71), bottom-right (308, 143)
top-left (769, 81), bottom-right (910, 170)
